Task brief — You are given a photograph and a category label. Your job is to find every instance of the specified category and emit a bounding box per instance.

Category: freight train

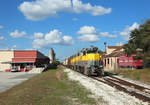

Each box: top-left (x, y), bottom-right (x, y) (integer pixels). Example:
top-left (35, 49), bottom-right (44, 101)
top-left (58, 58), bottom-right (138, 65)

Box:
top-left (63, 46), bottom-right (104, 76)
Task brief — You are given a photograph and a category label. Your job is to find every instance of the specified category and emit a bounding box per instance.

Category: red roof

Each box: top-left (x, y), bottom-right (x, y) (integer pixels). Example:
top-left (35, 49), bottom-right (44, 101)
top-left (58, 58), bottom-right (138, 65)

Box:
top-left (14, 50), bottom-right (37, 58)
top-left (12, 50), bottom-right (49, 63)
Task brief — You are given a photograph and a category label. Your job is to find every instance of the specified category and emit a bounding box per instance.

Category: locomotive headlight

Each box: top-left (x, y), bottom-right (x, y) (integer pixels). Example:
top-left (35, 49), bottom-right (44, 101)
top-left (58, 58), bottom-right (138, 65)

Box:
top-left (99, 65), bottom-right (103, 68)
top-left (87, 66), bottom-right (91, 69)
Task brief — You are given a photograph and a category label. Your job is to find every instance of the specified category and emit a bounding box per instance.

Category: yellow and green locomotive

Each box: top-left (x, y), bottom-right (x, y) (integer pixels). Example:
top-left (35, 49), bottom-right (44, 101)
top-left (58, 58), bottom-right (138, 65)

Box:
top-left (64, 46), bottom-right (104, 76)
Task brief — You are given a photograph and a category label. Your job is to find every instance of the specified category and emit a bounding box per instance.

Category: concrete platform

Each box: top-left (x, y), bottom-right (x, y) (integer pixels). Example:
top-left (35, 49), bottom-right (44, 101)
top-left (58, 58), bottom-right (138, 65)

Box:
top-left (0, 72), bottom-right (37, 93)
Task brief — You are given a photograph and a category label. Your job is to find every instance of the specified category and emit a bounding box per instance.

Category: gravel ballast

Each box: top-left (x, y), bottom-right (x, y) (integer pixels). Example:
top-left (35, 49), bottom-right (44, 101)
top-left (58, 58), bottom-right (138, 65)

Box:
top-left (64, 68), bottom-right (149, 105)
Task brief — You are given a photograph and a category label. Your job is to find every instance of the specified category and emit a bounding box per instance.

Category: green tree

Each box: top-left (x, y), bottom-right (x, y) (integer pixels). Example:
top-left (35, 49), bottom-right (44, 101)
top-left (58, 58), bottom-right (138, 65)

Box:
top-left (124, 19), bottom-right (150, 66)
top-left (52, 60), bottom-right (60, 66)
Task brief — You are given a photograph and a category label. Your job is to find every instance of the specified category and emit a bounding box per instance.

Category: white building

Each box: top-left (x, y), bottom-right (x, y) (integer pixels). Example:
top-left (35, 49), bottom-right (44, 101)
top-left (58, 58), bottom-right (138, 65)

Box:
top-left (103, 45), bottom-right (124, 71)
top-left (0, 50), bottom-right (14, 72)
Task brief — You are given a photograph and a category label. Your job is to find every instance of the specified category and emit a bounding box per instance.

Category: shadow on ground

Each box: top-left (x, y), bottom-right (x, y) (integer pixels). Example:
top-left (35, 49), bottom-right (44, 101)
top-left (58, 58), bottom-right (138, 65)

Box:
top-left (103, 71), bottom-right (118, 77)
top-left (43, 64), bottom-right (58, 72)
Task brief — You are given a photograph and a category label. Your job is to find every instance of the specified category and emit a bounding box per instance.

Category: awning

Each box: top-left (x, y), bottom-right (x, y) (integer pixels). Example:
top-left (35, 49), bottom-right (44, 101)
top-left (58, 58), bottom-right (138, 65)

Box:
top-left (11, 61), bottom-right (35, 64)
top-left (1, 61), bottom-right (12, 64)
top-left (12, 58), bottom-right (36, 62)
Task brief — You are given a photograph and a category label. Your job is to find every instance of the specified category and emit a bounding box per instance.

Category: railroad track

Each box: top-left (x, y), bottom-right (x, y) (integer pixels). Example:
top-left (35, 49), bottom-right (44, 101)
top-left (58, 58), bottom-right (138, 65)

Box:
top-left (64, 66), bottom-right (150, 103)
top-left (92, 76), bottom-right (150, 103)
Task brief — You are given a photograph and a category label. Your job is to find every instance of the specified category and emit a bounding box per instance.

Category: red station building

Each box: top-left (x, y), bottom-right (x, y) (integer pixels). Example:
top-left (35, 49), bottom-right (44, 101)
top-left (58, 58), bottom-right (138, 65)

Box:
top-left (7, 50), bottom-right (49, 72)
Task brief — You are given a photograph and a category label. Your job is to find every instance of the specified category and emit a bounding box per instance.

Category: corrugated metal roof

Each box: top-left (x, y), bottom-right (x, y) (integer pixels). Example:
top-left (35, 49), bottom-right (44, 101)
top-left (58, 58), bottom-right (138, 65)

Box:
top-left (105, 51), bottom-right (125, 57)
top-left (107, 46), bottom-right (122, 49)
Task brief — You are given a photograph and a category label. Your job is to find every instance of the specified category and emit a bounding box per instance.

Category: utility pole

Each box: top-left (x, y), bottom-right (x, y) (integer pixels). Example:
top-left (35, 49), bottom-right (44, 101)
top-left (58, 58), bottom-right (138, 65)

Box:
top-left (104, 42), bottom-right (107, 54)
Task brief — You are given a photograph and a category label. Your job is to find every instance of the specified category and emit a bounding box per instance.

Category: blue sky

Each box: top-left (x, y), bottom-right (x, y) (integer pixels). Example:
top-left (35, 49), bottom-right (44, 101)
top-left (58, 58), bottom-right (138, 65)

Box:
top-left (0, 0), bottom-right (150, 61)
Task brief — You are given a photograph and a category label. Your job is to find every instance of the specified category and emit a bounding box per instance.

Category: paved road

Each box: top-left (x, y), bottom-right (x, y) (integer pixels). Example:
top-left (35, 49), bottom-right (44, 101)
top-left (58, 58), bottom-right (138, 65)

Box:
top-left (0, 72), bottom-right (37, 93)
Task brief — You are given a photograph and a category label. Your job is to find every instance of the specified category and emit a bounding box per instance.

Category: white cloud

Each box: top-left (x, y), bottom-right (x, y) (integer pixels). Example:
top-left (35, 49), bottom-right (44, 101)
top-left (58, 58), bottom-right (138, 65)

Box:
top-left (120, 22), bottom-right (139, 41)
top-left (78, 34), bottom-right (99, 42)
top-left (77, 26), bottom-right (99, 42)
top-left (33, 32), bottom-right (44, 38)
top-left (0, 36), bottom-right (5, 40)
top-left (10, 29), bottom-right (26, 38)
top-left (33, 39), bottom-right (46, 49)
top-left (72, 0), bottom-right (111, 16)
top-left (33, 29), bottom-right (74, 49)
top-left (100, 32), bottom-right (117, 38)
top-left (18, 0), bottom-right (111, 21)
top-left (63, 36), bottom-right (74, 45)
top-left (11, 45), bottom-right (17, 50)
top-left (27, 32), bottom-right (44, 39)
top-left (19, 0), bottom-right (71, 21)
top-left (0, 25), bottom-right (3, 29)
top-left (44, 30), bottom-right (64, 44)
top-left (77, 26), bottom-right (117, 42)
top-left (77, 26), bottom-right (98, 34)
top-left (72, 18), bottom-right (78, 21)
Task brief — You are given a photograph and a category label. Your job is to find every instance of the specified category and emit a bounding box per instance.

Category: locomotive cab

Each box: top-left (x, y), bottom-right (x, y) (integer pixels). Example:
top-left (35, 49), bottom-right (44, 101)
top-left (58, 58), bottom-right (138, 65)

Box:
top-left (83, 46), bottom-right (104, 76)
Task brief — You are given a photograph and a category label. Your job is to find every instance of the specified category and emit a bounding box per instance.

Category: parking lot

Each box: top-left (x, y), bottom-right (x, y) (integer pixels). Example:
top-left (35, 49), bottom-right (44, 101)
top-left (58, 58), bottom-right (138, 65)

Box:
top-left (0, 72), bottom-right (37, 93)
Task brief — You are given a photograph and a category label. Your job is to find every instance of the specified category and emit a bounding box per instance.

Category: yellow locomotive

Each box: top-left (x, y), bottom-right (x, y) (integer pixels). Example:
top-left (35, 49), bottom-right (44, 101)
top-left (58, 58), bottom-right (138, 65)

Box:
top-left (64, 46), bottom-right (104, 76)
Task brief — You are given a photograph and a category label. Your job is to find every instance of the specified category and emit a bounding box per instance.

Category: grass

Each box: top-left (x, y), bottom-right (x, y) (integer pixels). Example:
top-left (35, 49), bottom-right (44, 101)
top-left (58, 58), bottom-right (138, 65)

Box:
top-left (107, 68), bottom-right (150, 84)
top-left (0, 66), bottom-right (96, 105)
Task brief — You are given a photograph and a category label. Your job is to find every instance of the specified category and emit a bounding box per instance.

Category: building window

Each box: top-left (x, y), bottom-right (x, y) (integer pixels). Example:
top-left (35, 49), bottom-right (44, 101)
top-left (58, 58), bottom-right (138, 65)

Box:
top-left (111, 59), bottom-right (113, 67)
top-left (117, 59), bottom-right (119, 64)
top-left (105, 59), bottom-right (106, 67)
top-left (107, 58), bottom-right (109, 64)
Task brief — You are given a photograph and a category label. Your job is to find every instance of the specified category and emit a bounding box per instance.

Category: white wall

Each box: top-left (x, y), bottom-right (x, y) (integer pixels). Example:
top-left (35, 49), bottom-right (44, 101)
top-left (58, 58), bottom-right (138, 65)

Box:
top-left (0, 51), bottom-right (14, 71)
top-left (104, 57), bottom-right (119, 71)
